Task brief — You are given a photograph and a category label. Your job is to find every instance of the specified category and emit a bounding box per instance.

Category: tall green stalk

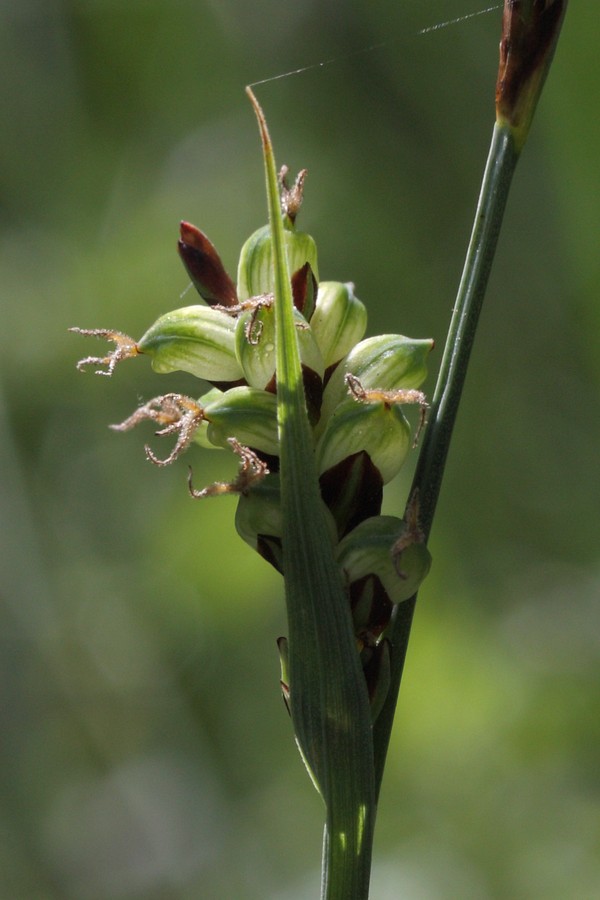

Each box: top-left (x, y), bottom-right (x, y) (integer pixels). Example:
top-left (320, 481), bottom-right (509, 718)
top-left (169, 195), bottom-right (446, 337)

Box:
top-left (373, 122), bottom-right (520, 792)
top-left (373, 0), bottom-right (568, 797)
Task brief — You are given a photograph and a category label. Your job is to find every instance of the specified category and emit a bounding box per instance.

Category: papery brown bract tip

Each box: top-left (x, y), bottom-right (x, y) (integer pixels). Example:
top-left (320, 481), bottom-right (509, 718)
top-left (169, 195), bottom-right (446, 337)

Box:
top-left (279, 166), bottom-right (308, 223)
top-left (495, 0), bottom-right (568, 147)
top-left (178, 221), bottom-right (238, 307)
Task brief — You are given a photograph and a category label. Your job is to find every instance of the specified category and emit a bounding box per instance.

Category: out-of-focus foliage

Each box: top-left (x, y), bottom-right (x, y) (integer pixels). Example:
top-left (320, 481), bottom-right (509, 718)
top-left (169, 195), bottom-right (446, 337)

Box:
top-left (1, 2), bottom-right (598, 898)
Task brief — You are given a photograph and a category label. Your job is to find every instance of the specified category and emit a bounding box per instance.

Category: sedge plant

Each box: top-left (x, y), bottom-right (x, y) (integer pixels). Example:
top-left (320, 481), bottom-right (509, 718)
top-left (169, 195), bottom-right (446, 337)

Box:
top-left (71, 3), bottom-right (568, 896)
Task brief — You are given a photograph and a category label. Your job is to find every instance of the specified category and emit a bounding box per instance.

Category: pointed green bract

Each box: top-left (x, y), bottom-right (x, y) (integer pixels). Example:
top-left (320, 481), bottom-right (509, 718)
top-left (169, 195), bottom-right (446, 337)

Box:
top-left (246, 86), bottom-right (376, 899)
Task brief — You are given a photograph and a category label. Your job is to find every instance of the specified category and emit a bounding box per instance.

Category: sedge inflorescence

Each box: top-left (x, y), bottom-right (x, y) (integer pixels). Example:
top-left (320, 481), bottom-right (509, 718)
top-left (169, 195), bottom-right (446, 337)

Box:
top-left (72, 169), bottom-right (433, 720)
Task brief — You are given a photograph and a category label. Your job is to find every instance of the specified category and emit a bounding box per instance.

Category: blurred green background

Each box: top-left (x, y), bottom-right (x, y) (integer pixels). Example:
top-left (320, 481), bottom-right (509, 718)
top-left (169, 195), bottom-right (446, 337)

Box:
top-left (1, 2), bottom-right (598, 898)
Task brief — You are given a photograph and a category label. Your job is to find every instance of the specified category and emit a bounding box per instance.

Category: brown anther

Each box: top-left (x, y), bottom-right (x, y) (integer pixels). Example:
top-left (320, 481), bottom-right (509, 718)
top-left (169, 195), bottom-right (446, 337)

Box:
top-left (187, 438), bottom-right (269, 499)
top-left (213, 294), bottom-right (273, 317)
top-left (110, 393), bottom-right (204, 466)
top-left (392, 489), bottom-right (426, 575)
top-left (345, 373), bottom-right (428, 446)
top-left (213, 293), bottom-right (273, 345)
top-left (345, 373), bottom-right (426, 408)
top-left (69, 328), bottom-right (139, 376)
top-left (245, 316), bottom-right (264, 346)
top-left (243, 299), bottom-right (271, 345)
top-left (412, 406), bottom-right (428, 449)
top-left (278, 166), bottom-right (308, 223)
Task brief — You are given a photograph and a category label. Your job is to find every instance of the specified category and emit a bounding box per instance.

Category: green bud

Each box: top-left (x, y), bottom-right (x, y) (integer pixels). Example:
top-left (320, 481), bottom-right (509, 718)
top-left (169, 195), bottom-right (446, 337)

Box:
top-left (234, 301), bottom-right (277, 390)
top-left (137, 305), bottom-right (243, 382)
top-left (319, 333), bottom-right (433, 430)
top-left (236, 222), bottom-right (319, 301)
top-left (202, 385), bottom-right (279, 456)
top-left (235, 474), bottom-right (283, 572)
top-left (309, 282), bottom-right (368, 369)
top-left (235, 471), bottom-right (338, 573)
top-left (336, 515), bottom-right (431, 605)
top-left (235, 302), bottom-right (325, 391)
top-left (316, 396), bottom-right (412, 485)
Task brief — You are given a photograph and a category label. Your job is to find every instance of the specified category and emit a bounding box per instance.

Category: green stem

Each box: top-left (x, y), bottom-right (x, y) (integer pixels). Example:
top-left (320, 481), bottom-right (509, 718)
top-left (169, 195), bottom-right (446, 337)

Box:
top-left (412, 123), bottom-right (519, 539)
top-left (373, 122), bottom-right (521, 795)
top-left (246, 87), bottom-right (376, 899)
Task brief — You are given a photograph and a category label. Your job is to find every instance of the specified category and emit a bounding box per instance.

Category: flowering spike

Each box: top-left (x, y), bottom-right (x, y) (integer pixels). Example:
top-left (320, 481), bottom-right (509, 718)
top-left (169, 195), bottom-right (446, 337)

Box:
top-left (71, 97), bottom-right (435, 841)
top-left (69, 328), bottom-right (139, 376)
